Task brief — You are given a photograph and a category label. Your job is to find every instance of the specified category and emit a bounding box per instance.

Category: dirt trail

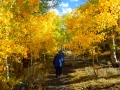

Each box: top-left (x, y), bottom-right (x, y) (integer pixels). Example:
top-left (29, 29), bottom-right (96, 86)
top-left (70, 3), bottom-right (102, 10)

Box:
top-left (45, 63), bottom-right (74, 90)
top-left (45, 57), bottom-right (91, 90)
top-left (44, 54), bottom-right (120, 90)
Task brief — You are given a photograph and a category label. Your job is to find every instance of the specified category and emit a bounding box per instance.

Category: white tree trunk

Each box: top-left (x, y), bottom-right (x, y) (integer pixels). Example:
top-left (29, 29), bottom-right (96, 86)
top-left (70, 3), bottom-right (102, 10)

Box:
top-left (5, 57), bottom-right (9, 80)
top-left (111, 38), bottom-right (119, 67)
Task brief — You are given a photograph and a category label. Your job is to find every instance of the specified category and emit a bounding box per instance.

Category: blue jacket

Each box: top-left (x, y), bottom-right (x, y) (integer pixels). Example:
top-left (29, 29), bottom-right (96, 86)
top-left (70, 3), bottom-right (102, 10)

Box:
top-left (53, 51), bottom-right (64, 67)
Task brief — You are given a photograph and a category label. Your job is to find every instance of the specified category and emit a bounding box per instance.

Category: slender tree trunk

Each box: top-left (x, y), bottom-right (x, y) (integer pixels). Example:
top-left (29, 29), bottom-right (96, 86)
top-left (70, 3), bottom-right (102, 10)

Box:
top-left (110, 38), bottom-right (119, 67)
top-left (30, 53), bottom-right (33, 75)
top-left (44, 54), bottom-right (46, 61)
top-left (5, 57), bottom-right (9, 80)
top-left (111, 15), bottom-right (120, 67)
top-left (92, 50), bottom-right (98, 77)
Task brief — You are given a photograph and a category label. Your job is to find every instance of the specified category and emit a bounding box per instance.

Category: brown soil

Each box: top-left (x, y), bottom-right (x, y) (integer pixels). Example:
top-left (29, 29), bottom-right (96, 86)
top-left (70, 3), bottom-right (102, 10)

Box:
top-left (45, 54), bottom-right (120, 90)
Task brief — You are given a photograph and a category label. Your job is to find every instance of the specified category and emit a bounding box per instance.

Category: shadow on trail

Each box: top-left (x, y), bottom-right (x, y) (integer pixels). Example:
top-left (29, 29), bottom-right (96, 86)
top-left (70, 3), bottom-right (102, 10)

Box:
top-left (44, 59), bottom-right (93, 90)
top-left (44, 53), bottom-right (120, 90)
top-left (45, 54), bottom-right (112, 90)
top-left (45, 65), bottom-right (73, 90)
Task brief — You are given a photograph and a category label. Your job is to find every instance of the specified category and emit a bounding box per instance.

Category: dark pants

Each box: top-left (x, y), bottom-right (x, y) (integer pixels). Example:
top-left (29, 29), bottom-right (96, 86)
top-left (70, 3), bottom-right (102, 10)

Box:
top-left (55, 67), bottom-right (62, 77)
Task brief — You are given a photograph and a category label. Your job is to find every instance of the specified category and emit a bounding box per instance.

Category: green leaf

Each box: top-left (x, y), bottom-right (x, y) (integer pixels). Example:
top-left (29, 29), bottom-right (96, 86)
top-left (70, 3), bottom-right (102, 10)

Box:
top-left (110, 44), bottom-right (116, 49)
top-left (116, 46), bottom-right (120, 50)
top-left (116, 36), bottom-right (120, 39)
top-left (89, 0), bottom-right (99, 4)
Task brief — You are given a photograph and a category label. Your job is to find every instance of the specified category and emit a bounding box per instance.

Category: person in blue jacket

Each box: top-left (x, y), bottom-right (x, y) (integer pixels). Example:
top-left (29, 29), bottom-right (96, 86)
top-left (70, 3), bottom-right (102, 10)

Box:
top-left (53, 50), bottom-right (64, 78)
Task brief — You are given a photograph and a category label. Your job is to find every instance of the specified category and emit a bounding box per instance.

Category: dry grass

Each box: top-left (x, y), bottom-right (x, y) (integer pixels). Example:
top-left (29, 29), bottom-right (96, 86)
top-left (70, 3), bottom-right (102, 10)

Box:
top-left (21, 60), bottom-right (52, 90)
top-left (69, 66), bottom-right (120, 90)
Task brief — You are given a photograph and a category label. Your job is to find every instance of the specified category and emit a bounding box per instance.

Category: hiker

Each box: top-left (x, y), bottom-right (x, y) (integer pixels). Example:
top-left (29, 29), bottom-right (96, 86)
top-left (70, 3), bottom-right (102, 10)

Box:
top-left (53, 50), bottom-right (64, 78)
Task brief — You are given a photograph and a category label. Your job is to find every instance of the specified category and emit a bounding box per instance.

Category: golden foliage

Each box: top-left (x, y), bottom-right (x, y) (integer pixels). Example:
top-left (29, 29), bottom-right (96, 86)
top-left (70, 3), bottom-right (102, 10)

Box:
top-left (0, 1), bottom-right (61, 60)
top-left (29, 0), bottom-right (39, 5)
top-left (17, 0), bottom-right (23, 5)
top-left (64, 0), bottom-right (120, 55)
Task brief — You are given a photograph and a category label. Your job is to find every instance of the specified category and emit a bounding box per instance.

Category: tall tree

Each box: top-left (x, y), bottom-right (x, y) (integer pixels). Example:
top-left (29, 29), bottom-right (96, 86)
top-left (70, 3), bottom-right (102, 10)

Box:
top-left (64, 0), bottom-right (120, 67)
top-left (0, 0), bottom-right (61, 81)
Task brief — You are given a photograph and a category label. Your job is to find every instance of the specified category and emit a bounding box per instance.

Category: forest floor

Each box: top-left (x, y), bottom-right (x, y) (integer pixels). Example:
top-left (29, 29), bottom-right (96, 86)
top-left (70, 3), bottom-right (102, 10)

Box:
top-left (44, 52), bottom-right (120, 90)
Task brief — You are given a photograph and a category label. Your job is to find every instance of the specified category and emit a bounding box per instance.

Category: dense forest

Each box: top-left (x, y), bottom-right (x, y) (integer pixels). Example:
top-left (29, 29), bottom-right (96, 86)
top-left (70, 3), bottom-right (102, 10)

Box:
top-left (1, 0), bottom-right (120, 90)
